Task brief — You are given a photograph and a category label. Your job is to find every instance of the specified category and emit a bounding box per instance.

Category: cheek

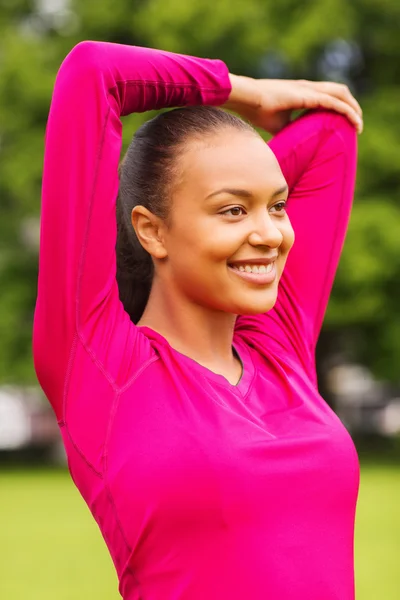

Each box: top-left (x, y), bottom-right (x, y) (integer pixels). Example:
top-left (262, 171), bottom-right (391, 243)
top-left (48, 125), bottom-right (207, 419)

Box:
top-left (164, 222), bottom-right (243, 306)
top-left (169, 218), bottom-right (246, 265)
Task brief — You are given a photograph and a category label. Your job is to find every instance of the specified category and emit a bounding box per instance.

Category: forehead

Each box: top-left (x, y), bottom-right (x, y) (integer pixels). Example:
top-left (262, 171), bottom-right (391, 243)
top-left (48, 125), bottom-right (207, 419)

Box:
top-left (176, 129), bottom-right (286, 196)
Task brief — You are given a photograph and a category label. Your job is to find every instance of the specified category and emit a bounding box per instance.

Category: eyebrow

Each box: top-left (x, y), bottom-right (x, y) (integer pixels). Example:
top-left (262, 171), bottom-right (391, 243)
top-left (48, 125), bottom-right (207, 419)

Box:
top-left (205, 184), bottom-right (288, 200)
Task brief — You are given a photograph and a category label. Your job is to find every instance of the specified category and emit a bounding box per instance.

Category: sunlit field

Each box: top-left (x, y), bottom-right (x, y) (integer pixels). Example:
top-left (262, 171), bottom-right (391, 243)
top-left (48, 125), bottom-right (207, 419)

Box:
top-left (1, 459), bottom-right (399, 599)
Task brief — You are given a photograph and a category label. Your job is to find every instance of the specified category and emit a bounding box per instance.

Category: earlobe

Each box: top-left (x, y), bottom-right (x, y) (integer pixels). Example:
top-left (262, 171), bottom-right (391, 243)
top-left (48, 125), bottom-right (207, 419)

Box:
top-left (131, 206), bottom-right (168, 259)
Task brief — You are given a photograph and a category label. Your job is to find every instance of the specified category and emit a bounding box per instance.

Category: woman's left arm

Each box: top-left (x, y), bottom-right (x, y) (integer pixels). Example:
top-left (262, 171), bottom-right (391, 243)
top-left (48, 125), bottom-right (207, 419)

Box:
top-left (231, 77), bottom-right (360, 367)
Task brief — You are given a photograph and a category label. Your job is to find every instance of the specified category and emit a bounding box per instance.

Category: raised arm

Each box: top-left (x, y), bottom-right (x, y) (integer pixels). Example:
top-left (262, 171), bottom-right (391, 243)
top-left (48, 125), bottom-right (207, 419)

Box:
top-left (229, 75), bottom-right (360, 373)
top-left (236, 110), bottom-right (357, 377)
top-left (33, 42), bottom-right (231, 416)
top-left (269, 109), bottom-right (357, 341)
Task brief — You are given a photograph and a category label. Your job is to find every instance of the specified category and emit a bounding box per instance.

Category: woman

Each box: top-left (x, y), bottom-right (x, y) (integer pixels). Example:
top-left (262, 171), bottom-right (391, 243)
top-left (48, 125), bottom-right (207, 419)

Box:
top-left (33, 40), bottom-right (362, 599)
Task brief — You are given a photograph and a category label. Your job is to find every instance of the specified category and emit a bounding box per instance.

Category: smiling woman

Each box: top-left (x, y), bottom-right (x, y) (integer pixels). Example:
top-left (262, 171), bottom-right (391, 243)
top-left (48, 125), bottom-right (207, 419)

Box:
top-left (131, 120), bottom-right (294, 328)
top-left (33, 41), bottom-right (360, 600)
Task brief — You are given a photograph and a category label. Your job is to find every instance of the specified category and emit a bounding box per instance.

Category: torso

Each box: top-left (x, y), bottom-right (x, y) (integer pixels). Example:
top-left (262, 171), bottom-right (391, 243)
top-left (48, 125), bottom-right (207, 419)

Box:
top-left (61, 325), bottom-right (359, 600)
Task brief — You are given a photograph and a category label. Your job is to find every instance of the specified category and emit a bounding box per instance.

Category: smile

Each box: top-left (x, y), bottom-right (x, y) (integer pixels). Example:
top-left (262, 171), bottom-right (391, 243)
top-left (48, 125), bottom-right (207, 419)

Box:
top-left (231, 263), bottom-right (273, 274)
top-left (228, 262), bottom-right (277, 285)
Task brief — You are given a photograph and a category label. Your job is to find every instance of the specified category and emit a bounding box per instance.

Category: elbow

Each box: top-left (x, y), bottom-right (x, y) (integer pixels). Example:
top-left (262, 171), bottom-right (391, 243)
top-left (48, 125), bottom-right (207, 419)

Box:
top-left (49, 40), bottom-right (112, 111)
top-left (56, 40), bottom-right (107, 84)
top-left (65, 40), bottom-right (102, 64)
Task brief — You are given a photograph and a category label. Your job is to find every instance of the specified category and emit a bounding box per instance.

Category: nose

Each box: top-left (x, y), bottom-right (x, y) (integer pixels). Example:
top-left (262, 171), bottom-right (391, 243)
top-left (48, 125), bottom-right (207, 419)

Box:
top-left (247, 212), bottom-right (283, 249)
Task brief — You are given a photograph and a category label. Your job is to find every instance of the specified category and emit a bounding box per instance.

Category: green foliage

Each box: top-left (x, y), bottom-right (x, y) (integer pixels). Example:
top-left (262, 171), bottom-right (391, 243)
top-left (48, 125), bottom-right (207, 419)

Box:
top-left (1, 0), bottom-right (400, 382)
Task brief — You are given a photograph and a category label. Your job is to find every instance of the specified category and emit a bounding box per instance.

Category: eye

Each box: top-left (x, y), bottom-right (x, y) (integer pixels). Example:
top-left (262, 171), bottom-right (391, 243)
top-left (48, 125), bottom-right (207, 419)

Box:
top-left (269, 201), bottom-right (287, 214)
top-left (220, 206), bottom-right (246, 217)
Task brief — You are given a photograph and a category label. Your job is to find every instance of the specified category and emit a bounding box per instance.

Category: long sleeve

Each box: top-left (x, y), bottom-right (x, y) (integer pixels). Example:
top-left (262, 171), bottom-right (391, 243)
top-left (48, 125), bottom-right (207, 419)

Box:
top-left (236, 110), bottom-right (357, 379)
top-left (33, 41), bottom-right (231, 418)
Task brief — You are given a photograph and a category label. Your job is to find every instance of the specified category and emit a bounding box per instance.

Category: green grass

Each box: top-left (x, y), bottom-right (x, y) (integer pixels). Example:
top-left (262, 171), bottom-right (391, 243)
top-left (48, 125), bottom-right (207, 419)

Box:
top-left (0, 468), bottom-right (119, 600)
top-left (0, 462), bottom-right (399, 599)
top-left (355, 463), bottom-right (400, 599)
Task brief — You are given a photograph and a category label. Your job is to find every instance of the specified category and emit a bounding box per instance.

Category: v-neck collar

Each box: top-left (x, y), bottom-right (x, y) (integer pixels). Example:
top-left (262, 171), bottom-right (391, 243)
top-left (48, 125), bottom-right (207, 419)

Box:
top-left (137, 326), bottom-right (255, 396)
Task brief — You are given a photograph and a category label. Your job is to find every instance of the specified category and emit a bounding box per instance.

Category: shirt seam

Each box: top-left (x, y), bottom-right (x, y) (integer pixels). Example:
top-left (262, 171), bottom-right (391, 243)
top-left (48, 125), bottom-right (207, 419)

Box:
top-left (74, 101), bottom-right (117, 382)
top-left (71, 98), bottom-right (153, 389)
top-left (61, 331), bottom-right (106, 477)
top-left (102, 360), bottom-right (160, 600)
top-left (62, 342), bottom-right (159, 476)
top-left (116, 78), bottom-right (230, 91)
top-left (62, 331), bottom-right (79, 424)
top-left (102, 354), bottom-right (160, 466)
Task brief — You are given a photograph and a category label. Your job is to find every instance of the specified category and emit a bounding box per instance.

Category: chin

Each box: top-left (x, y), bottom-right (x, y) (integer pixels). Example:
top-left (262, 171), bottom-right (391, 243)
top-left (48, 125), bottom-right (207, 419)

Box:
top-left (230, 291), bottom-right (278, 316)
top-left (239, 303), bottom-right (277, 316)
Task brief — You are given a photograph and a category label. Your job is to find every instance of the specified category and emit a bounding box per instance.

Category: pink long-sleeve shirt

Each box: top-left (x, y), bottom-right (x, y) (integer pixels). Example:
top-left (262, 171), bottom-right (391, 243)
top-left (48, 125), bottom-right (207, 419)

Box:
top-left (33, 41), bottom-right (359, 599)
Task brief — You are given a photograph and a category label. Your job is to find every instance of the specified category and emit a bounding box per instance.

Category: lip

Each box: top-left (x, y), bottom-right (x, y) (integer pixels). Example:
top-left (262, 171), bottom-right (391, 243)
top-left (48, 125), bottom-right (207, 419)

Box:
top-left (228, 262), bottom-right (277, 285)
top-left (228, 256), bottom-right (278, 267)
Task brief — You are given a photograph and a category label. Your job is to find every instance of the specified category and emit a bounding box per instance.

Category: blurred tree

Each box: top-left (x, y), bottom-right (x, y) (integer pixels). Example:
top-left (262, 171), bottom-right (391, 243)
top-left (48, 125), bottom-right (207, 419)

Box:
top-left (0, 0), bottom-right (400, 385)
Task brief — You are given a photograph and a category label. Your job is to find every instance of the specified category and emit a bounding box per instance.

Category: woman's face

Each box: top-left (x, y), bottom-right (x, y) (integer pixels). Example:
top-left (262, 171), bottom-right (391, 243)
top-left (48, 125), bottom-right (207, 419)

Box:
top-left (160, 129), bottom-right (295, 316)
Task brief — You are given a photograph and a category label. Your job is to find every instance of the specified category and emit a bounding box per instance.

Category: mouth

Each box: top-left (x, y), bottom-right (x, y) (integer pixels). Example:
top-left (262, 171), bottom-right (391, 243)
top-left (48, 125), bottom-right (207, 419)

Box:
top-left (227, 260), bottom-right (277, 285)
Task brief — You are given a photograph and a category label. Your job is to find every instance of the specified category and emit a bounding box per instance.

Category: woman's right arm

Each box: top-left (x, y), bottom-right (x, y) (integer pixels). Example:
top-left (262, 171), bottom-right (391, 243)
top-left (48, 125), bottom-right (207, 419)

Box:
top-left (33, 41), bottom-right (231, 418)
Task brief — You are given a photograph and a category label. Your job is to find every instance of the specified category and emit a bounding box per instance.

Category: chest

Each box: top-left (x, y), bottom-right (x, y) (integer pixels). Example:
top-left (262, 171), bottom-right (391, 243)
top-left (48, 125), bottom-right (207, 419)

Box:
top-left (105, 359), bottom-right (359, 536)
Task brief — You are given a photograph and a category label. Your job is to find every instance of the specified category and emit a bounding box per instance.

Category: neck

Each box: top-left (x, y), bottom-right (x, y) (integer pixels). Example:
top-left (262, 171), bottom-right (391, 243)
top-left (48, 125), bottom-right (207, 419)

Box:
top-left (137, 277), bottom-right (238, 366)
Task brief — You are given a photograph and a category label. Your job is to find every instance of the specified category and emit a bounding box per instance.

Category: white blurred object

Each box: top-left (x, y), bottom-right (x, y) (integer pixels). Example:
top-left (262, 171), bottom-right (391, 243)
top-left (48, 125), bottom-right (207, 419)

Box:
top-left (327, 363), bottom-right (378, 401)
top-left (379, 400), bottom-right (400, 436)
top-left (327, 361), bottom-right (400, 436)
top-left (0, 386), bottom-right (61, 458)
top-left (37, 0), bottom-right (68, 14)
top-left (0, 389), bottom-right (31, 449)
top-left (20, 217), bottom-right (41, 251)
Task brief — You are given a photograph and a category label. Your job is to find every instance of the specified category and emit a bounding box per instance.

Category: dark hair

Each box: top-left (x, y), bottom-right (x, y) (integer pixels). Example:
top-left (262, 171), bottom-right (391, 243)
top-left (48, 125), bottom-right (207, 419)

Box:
top-left (116, 105), bottom-right (256, 324)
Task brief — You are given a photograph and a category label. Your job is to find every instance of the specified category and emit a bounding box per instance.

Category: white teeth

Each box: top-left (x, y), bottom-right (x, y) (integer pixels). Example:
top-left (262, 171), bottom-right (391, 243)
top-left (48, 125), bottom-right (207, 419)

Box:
top-left (231, 262), bottom-right (274, 274)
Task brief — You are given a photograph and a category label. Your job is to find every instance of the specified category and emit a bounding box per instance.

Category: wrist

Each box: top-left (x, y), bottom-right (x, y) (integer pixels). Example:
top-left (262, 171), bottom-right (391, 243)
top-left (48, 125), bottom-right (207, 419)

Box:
top-left (224, 74), bottom-right (261, 110)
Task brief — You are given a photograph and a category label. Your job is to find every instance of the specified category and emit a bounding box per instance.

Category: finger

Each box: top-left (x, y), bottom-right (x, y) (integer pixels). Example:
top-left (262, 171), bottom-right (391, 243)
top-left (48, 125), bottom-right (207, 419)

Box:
top-left (302, 92), bottom-right (363, 133)
top-left (315, 82), bottom-right (362, 117)
top-left (301, 80), bottom-right (362, 118)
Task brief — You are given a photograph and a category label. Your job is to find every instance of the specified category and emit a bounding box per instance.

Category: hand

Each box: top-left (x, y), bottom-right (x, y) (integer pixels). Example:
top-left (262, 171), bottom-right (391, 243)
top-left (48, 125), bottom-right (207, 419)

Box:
top-left (224, 74), bottom-right (363, 135)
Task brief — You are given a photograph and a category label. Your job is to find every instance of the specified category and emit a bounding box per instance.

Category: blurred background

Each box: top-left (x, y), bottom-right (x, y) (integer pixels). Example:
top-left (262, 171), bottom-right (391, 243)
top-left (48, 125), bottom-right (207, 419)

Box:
top-left (0, 0), bottom-right (399, 598)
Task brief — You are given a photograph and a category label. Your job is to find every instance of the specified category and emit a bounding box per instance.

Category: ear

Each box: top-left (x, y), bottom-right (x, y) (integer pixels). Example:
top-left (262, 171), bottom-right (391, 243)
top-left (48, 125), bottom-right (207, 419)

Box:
top-left (131, 206), bottom-right (168, 259)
